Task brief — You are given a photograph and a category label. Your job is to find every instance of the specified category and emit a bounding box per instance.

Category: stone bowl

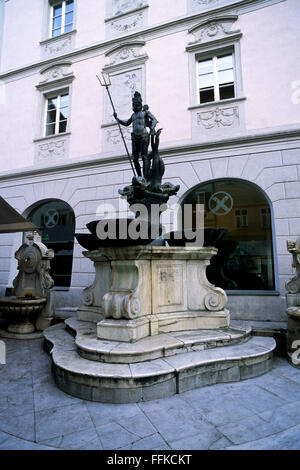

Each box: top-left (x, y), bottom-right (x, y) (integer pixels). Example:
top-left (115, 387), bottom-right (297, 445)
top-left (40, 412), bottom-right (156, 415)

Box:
top-left (0, 296), bottom-right (47, 334)
top-left (76, 218), bottom-right (162, 250)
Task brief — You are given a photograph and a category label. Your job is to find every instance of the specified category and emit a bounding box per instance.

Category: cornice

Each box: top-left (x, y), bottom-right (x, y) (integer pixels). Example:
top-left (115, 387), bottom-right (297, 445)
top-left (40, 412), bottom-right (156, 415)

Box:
top-left (0, 0), bottom-right (286, 81)
top-left (0, 125), bottom-right (299, 184)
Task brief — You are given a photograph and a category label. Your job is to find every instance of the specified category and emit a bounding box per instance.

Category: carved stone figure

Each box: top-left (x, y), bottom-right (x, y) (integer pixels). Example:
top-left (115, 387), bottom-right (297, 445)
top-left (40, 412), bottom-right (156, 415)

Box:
top-left (286, 237), bottom-right (300, 368)
top-left (286, 237), bottom-right (300, 296)
top-left (0, 232), bottom-right (55, 334)
top-left (114, 91), bottom-right (158, 179)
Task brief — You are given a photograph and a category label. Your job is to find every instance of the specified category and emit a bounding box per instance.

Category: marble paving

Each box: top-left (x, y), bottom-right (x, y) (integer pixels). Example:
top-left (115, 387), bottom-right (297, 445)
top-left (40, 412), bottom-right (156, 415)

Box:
top-left (0, 337), bottom-right (300, 450)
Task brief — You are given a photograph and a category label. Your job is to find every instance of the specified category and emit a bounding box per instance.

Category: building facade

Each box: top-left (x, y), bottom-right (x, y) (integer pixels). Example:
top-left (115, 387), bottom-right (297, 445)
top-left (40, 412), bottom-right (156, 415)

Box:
top-left (0, 0), bottom-right (299, 321)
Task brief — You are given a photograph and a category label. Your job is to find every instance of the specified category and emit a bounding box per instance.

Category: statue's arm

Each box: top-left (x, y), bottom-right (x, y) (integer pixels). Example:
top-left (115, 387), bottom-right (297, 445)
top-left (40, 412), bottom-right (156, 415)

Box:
top-left (146, 110), bottom-right (158, 134)
top-left (113, 112), bottom-right (133, 127)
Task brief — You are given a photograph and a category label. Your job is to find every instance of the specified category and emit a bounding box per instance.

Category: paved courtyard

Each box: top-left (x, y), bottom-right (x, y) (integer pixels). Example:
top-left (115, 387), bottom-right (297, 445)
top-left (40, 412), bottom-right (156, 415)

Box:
top-left (0, 336), bottom-right (300, 450)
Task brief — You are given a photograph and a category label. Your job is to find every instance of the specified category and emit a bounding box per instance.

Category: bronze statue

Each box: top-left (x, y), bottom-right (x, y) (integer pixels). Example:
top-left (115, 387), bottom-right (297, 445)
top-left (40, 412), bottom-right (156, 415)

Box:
top-left (114, 92), bottom-right (158, 180)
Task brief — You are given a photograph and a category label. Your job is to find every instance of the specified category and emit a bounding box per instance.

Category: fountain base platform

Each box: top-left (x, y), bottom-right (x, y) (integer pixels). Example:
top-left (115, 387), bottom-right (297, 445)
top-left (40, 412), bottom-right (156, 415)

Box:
top-left (44, 318), bottom-right (275, 404)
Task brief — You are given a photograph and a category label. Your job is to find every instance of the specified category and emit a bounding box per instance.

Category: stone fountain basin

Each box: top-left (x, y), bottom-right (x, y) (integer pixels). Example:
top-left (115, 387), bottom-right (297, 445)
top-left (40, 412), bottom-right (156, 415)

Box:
top-left (76, 218), bottom-right (163, 250)
top-left (0, 296), bottom-right (47, 334)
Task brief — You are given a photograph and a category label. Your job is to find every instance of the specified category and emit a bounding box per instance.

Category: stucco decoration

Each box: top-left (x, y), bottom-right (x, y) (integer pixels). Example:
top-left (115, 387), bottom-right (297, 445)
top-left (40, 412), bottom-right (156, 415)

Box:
top-left (189, 0), bottom-right (234, 12)
top-left (197, 106), bottom-right (239, 129)
top-left (37, 139), bottom-right (67, 163)
top-left (106, 126), bottom-right (132, 145)
top-left (188, 15), bottom-right (239, 44)
top-left (109, 11), bottom-right (144, 35)
top-left (111, 0), bottom-right (146, 16)
top-left (105, 41), bottom-right (147, 67)
top-left (41, 34), bottom-right (74, 58)
top-left (103, 69), bottom-right (142, 125)
top-left (39, 62), bottom-right (73, 85)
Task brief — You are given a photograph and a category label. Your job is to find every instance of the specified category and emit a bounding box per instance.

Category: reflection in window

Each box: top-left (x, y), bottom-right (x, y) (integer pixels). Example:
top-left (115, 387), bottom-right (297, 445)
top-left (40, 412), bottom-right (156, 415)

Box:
top-left (181, 179), bottom-right (275, 291)
top-left (50, 0), bottom-right (74, 37)
top-left (27, 200), bottom-right (75, 288)
top-left (235, 209), bottom-right (248, 228)
top-left (45, 92), bottom-right (69, 136)
top-left (198, 52), bottom-right (235, 104)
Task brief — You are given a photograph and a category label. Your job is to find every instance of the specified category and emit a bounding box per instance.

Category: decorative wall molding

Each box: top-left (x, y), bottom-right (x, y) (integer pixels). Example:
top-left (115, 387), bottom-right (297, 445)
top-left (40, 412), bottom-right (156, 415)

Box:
top-left (105, 0), bottom-right (148, 39)
top-left (190, 98), bottom-right (246, 139)
top-left (107, 10), bottom-right (146, 37)
top-left (105, 125), bottom-right (132, 146)
top-left (0, 1), bottom-right (286, 81)
top-left (188, 15), bottom-right (240, 44)
top-left (197, 105), bottom-right (239, 129)
top-left (40, 30), bottom-right (76, 59)
top-left (188, 0), bottom-right (235, 14)
top-left (36, 61), bottom-right (75, 90)
top-left (104, 41), bottom-right (147, 67)
top-left (34, 133), bottom-right (70, 165)
top-left (106, 0), bottom-right (148, 20)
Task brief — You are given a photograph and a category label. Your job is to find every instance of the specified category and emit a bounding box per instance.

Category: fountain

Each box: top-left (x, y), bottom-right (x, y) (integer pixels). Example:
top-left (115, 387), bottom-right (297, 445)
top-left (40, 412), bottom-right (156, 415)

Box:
top-left (43, 86), bottom-right (276, 403)
top-left (0, 232), bottom-right (55, 337)
top-left (286, 237), bottom-right (300, 368)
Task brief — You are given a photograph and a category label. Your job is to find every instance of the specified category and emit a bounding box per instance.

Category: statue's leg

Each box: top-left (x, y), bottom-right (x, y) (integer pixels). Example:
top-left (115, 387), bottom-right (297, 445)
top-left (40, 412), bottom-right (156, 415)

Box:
top-left (132, 136), bottom-right (142, 177)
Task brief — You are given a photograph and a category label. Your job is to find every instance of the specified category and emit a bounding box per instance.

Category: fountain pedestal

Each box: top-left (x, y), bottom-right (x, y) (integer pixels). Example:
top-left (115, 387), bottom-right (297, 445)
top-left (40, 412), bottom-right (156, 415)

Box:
top-left (79, 246), bottom-right (229, 343)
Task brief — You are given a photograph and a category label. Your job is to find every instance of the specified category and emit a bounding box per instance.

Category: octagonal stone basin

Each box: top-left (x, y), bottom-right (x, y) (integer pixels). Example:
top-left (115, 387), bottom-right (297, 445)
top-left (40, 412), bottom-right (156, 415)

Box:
top-left (76, 218), bottom-right (163, 250)
top-left (0, 296), bottom-right (46, 334)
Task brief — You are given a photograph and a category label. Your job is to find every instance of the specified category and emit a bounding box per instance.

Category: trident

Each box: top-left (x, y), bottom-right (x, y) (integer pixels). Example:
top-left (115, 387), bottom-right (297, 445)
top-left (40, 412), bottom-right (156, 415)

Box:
top-left (96, 73), bottom-right (137, 177)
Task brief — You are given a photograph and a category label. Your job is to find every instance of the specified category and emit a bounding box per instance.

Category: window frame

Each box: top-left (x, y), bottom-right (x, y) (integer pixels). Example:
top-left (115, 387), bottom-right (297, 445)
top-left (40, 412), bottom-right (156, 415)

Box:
top-left (49, 0), bottom-right (75, 38)
top-left (178, 178), bottom-right (279, 294)
top-left (43, 89), bottom-right (70, 137)
top-left (197, 50), bottom-right (236, 105)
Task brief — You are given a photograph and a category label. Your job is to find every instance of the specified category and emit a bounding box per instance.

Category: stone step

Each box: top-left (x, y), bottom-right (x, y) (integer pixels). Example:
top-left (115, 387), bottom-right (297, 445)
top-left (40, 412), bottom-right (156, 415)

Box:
top-left (44, 323), bottom-right (276, 404)
top-left (64, 317), bottom-right (252, 364)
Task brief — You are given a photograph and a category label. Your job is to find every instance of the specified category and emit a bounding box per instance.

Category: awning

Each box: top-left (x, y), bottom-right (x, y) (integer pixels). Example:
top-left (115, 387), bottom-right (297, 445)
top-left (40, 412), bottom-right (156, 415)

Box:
top-left (0, 196), bottom-right (37, 233)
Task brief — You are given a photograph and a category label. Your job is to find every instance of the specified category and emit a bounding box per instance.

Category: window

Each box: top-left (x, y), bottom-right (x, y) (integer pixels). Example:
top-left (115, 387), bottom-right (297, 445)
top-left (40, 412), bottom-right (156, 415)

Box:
top-left (27, 200), bottom-right (75, 288)
top-left (180, 179), bottom-right (275, 291)
top-left (50, 0), bottom-right (74, 37)
top-left (198, 53), bottom-right (235, 104)
top-left (235, 209), bottom-right (248, 228)
top-left (261, 207), bottom-right (271, 229)
top-left (44, 92), bottom-right (69, 136)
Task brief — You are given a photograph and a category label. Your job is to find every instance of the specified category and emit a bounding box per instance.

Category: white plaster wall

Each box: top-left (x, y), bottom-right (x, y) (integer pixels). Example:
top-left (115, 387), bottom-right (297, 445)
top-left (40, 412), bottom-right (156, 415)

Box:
top-left (146, 31), bottom-right (191, 145)
top-left (0, 0), bottom-right (43, 72)
top-left (148, 0), bottom-right (187, 25)
top-left (240, 0), bottom-right (300, 130)
top-left (75, 0), bottom-right (106, 49)
top-left (0, 74), bottom-right (37, 171)
top-left (69, 55), bottom-right (106, 160)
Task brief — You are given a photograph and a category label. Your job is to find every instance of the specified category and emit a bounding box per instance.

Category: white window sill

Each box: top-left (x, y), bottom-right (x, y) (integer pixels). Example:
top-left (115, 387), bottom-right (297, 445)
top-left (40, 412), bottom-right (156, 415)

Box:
top-left (34, 132), bottom-right (71, 144)
top-left (188, 96), bottom-right (246, 111)
top-left (40, 29), bottom-right (77, 46)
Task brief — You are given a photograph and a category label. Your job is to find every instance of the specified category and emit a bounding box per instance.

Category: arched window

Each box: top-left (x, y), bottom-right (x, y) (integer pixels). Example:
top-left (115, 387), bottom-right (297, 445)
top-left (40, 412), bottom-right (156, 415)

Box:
top-left (27, 199), bottom-right (75, 288)
top-left (180, 179), bottom-right (276, 291)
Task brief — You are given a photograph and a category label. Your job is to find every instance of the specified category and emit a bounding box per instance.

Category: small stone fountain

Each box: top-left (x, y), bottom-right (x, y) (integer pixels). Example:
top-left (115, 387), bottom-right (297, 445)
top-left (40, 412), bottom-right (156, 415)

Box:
top-left (0, 232), bottom-right (55, 337)
top-left (286, 237), bottom-right (300, 368)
